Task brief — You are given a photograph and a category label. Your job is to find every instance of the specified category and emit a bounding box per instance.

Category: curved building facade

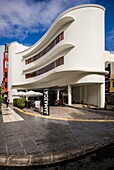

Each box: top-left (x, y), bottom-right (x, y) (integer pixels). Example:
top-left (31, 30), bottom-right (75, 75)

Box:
top-left (8, 4), bottom-right (106, 107)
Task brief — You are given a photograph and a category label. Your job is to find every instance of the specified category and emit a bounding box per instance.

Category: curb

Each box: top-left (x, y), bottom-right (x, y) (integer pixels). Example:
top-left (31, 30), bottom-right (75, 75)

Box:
top-left (0, 141), bottom-right (114, 167)
top-left (13, 107), bottom-right (114, 123)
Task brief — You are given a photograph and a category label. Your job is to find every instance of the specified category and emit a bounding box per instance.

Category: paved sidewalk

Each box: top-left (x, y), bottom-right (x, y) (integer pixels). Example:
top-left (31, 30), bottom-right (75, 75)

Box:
top-left (1, 105), bottom-right (24, 123)
top-left (0, 105), bottom-right (114, 166)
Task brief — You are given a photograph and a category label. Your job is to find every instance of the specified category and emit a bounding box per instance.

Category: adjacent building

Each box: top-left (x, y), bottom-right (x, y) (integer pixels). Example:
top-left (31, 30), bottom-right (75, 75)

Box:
top-left (105, 51), bottom-right (114, 104)
top-left (3, 44), bottom-right (8, 102)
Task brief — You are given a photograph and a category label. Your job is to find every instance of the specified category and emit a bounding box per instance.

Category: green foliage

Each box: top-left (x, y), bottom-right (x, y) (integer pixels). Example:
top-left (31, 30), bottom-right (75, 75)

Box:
top-left (22, 97), bottom-right (26, 104)
top-left (13, 98), bottom-right (26, 108)
top-left (13, 98), bottom-right (18, 106)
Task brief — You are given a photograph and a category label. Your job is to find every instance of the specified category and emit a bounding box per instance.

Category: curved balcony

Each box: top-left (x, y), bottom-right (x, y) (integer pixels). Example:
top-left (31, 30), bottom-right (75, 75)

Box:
top-left (17, 16), bottom-right (74, 58)
top-left (22, 43), bottom-right (74, 73)
top-left (12, 67), bottom-right (107, 90)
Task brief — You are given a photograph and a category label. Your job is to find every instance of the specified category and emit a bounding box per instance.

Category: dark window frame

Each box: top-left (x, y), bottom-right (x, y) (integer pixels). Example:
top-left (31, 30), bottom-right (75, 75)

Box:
top-left (25, 32), bottom-right (64, 65)
top-left (25, 56), bottom-right (64, 79)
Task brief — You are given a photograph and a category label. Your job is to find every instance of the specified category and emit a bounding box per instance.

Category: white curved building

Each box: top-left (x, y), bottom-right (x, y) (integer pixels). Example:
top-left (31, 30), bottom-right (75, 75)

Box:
top-left (8, 4), bottom-right (106, 107)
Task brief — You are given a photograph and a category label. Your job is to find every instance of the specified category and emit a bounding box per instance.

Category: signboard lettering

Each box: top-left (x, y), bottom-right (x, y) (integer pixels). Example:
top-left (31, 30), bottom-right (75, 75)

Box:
top-left (43, 89), bottom-right (49, 115)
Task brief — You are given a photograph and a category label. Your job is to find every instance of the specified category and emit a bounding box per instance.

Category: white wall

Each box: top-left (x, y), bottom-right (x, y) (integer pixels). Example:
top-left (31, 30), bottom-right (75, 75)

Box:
top-left (72, 85), bottom-right (99, 106)
top-left (64, 6), bottom-right (105, 72)
top-left (8, 42), bottom-right (28, 102)
top-left (72, 87), bottom-right (80, 103)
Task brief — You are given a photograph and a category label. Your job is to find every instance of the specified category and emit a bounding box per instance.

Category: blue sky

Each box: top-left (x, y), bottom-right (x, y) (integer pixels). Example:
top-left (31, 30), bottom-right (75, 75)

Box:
top-left (0, 0), bottom-right (114, 84)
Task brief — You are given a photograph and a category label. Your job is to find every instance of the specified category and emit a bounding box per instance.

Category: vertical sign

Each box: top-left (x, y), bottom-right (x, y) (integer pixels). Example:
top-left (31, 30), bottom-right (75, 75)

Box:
top-left (43, 89), bottom-right (49, 115)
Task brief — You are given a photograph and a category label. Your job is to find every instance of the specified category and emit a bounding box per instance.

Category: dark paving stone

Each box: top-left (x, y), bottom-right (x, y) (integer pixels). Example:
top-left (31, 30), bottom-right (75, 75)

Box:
top-left (0, 115), bottom-right (3, 123)
top-left (0, 106), bottom-right (114, 166)
top-left (21, 140), bottom-right (38, 153)
top-left (8, 148), bottom-right (25, 155)
top-left (6, 135), bottom-right (17, 141)
top-left (7, 139), bottom-right (21, 146)
top-left (7, 142), bottom-right (22, 152)
top-left (24, 147), bottom-right (41, 154)
top-left (0, 137), bottom-right (6, 142)
top-left (0, 146), bottom-right (7, 154)
top-left (17, 133), bottom-right (30, 139)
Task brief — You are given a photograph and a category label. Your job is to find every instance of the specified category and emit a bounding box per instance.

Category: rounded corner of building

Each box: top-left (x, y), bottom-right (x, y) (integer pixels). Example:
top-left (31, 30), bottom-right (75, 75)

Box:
top-left (73, 4), bottom-right (106, 12)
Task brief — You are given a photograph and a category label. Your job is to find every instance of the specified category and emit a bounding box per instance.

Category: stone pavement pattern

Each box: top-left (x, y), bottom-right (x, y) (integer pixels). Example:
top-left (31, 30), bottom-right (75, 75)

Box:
top-left (1, 106), bottom-right (24, 123)
top-left (0, 105), bottom-right (114, 166)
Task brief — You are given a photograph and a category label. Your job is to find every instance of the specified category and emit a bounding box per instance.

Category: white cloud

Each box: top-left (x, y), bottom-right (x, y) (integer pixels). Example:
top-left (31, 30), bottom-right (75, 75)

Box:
top-left (0, 0), bottom-right (96, 41)
top-left (0, 45), bottom-right (5, 84)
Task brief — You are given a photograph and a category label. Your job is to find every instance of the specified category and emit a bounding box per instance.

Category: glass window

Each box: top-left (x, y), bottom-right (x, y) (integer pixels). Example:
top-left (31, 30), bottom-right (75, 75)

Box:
top-left (25, 32), bottom-right (64, 65)
top-left (5, 72), bottom-right (7, 78)
top-left (25, 56), bottom-right (64, 79)
top-left (5, 82), bottom-right (7, 88)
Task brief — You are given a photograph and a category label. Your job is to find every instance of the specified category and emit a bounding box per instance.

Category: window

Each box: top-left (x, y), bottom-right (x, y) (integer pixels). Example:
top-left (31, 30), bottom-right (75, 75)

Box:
top-left (5, 72), bottom-right (7, 78)
top-left (25, 32), bottom-right (64, 65)
top-left (25, 56), bottom-right (64, 79)
top-left (5, 82), bottom-right (7, 88)
top-left (5, 61), bottom-right (8, 68)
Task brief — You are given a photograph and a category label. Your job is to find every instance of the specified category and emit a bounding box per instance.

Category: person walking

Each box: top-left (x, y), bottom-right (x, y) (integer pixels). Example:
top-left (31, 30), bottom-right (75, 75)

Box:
top-left (6, 99), bottom-right (10, 108)
top-left (59, 98), bottom-right (63, 106)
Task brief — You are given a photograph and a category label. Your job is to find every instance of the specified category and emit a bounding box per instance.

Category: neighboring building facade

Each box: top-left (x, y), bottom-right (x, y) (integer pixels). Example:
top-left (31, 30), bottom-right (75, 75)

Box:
top-left (105, 62), bottom-right (110, 103)
top-left (3, 44), bottom-right (8, 102)
top-left (7, 4), bottom-right (107, 107)
top-left (104, 51), bottom-right (114, 104)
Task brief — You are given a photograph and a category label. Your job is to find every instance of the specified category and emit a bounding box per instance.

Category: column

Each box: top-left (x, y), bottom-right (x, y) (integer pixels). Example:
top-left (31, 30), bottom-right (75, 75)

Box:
top-left (57, 89), bottom-right (60, 101)
top-left (68, 85), bottom-right (72, 105)
top-left (85, 86), bottom-right (87, 103)
top-left (80, 87), bottom-right (82, 102)
top-left (99, 83), bottom-right (105, 108)
top-left (26, 90), bottom-right (28, 101)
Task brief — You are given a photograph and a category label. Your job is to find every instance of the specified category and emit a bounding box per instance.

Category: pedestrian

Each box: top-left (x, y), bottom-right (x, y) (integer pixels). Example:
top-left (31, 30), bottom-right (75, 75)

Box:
top-left (59, 98), bottom-right (63, 106)
top-left (6, 99), bottom-right (10, 108)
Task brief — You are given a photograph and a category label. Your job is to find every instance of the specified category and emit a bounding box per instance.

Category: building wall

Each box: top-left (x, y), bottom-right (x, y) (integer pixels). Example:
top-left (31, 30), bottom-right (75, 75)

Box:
top-left (72, 85), bottom-right (99, 106)
top-left (3, 44), bottom-right (8, 100)
top-left (87, 85), bottom-right (99, 106)
top-left (110, 63), bottom-right (114, 93)
top-left (64, 7), bottom-right (105, 72)
top-left (7, 4), bottom-right (106, 107)
top-left (3, 52), bottom-right (8, 93)
top-left (8, 42), bottom-right (28, 102)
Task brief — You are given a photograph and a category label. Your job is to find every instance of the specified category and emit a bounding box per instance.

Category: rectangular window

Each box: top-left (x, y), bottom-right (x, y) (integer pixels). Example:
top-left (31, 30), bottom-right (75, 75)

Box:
top-left (5, 61), bottom-right (8, 68)
top-left (5, 72), bottom-right (7, 78)
top-left (5, 82), bottom-right (7, 88)
top-left (59, 32), bottom-right (64, 41)
top-left (25, 32), bottom-right (64, 65)
top-left (25, 56), bottom-right (64, 79)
